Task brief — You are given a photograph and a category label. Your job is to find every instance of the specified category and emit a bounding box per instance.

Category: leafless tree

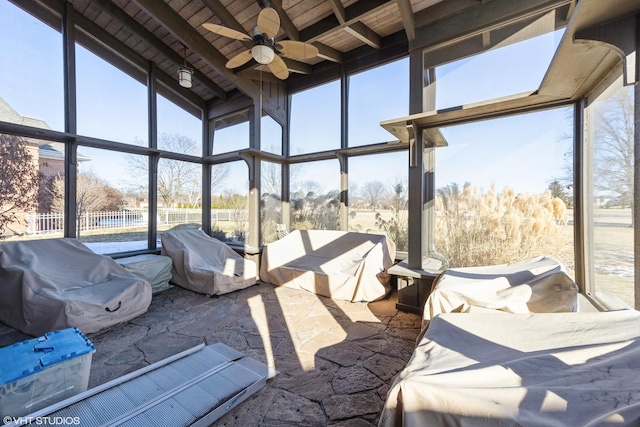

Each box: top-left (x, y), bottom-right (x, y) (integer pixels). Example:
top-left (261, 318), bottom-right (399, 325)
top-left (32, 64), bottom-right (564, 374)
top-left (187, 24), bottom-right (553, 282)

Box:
top-left (0, 134), bottom-right (40, 236)
top-left (593, 87), bottom-right (634, 210)
top-left (360, 180), bottom-right (388, 211)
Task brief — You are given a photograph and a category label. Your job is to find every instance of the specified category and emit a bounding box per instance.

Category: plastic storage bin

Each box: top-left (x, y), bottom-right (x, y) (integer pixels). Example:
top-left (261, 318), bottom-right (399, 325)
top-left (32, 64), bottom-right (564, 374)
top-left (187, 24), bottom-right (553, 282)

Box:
top-left (0, 327), bottom-right (95, 419)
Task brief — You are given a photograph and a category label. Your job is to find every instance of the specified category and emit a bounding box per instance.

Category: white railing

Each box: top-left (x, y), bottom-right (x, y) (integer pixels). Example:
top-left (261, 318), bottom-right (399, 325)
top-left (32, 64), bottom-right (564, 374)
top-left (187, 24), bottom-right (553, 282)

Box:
top-left (25, 208), bottom-right (244, 235)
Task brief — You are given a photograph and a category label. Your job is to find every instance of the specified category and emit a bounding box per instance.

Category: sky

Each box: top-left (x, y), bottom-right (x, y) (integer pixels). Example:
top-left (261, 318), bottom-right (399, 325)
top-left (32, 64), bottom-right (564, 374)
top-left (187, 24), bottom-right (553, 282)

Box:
top-left (0, 0), bottom-right (568, 198)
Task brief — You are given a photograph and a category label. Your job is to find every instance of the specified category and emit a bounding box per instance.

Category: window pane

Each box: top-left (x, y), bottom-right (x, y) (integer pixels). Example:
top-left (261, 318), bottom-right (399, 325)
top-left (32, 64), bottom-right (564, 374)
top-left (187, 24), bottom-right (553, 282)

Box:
top-left (349, 152), bottom-right (408, 251)
top-left (212, 110), bottom-right (249, 155)
top-left (156, 158), bottom-right (202, 245)
top-left (261, 161), bottom-right (281, 244)
top-left (261, 114), bottom-right (282, 155)
top-left (585, 75), bottom-right (634, 308)
top-left (0, 1), bottom-right (64, 131)
top-left (290, 81), bottom-right (340, 155)
top-left (211, 161), bottom-right (248, 244)
top-left (428, 30), bottom-right (563, 111)
top-left (348, 59), bottom-right (409, 147)
top-left (0, 134), bottom-right (63, 241)
top-left (434, 107), bottom-right (574, 270)
top-left (76, 148), bottom-right (148, 254)
top-left (76, 44), bottom-right (148, 145)
top-left (290, 159), bottom-right (340, 231)
top-left (157, 95), bottom-right (201, 155)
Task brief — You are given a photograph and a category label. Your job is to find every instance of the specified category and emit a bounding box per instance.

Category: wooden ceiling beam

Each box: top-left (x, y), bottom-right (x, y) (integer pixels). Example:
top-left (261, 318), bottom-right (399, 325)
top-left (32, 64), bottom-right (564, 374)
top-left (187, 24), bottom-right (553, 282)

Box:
top-left (327, 0), bottom-right (347, 24)
top-left (132, 0), bottom-right (260, 100)
top-left (89, 0), bottom-right (228, 100)
top-left (299, 0), bottom-right (393, 43)
top-left (281, 57), bottom-right (313, 74)
top-left (270, 0), bottom-right (300, 40)
top-left (396, 0), bottom-right (415, 41)
top-left (200, 0), bottom-right (247, 35)
top-left (313, 42), bottom-right (344, 63)
top-left (344, 22), bottom-right (382, 49)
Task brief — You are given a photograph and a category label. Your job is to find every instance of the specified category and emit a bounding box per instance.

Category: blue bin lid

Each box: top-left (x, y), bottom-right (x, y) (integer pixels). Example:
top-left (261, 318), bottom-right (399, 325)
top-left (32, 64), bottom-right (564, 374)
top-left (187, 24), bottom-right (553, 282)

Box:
top-left (0, 327), bottom-right (96, 384)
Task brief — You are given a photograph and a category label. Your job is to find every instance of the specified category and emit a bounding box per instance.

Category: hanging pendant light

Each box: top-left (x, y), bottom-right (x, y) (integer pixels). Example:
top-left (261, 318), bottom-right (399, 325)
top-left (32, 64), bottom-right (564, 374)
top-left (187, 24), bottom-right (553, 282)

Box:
top-left (178, 43), bottom-right (193, 88)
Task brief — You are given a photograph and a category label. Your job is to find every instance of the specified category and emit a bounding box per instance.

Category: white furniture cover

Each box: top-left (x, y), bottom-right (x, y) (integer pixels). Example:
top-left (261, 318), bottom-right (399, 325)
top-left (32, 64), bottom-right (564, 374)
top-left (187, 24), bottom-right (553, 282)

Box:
top-left (424, 256), bottom-right (578, 327)
top-left (0, 238), bottom-right (152, 336)
top-left (115, 254), bottom-right (173, 294)
top-left (260, 230), bottom-right (396, 302)
top-left (160, 229), bottom-right (256, 296)
top-left (380, 310), bottom-right (640, 427)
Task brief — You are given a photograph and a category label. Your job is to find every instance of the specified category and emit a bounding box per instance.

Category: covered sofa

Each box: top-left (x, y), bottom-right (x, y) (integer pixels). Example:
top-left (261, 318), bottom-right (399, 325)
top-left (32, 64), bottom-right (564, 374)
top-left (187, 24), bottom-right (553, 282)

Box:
top-left (423, 256), bottom-right (579, 327)
top-left (260, 230), bottom-right (396, 302)
top-left (0, 238), bottom-right (152, 336)
top-left (379, 310), bottom-right (640, 427)
top-left (160, 229), bottom-right (256, 296)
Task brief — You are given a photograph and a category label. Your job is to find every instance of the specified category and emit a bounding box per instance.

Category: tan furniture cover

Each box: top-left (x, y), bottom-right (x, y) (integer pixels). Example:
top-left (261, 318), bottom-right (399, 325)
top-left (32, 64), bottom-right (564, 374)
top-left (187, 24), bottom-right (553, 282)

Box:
top-left (160, 229), bottom-right (256, 296)
top-left (260, 230), bottom-right (396, 302)
top-left (115, 254), bottom-right (173, 294)
top-left (424, 256), bottom-right (578, 327)
top-left (0, 238), bottom-right (152, 336)
top-left (380, 310), bottom-right (640, 427)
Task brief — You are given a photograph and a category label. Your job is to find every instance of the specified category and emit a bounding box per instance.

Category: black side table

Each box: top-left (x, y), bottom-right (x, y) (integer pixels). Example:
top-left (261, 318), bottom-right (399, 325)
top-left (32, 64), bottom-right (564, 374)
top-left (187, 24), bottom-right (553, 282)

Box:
top-left (389, 260), bottom-right (444, 314)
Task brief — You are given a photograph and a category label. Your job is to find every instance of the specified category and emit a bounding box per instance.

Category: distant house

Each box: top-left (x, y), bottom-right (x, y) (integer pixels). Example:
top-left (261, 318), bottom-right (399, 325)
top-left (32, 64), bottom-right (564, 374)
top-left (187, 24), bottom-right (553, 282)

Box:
top-left (0, 97), bottom-right (89, 235)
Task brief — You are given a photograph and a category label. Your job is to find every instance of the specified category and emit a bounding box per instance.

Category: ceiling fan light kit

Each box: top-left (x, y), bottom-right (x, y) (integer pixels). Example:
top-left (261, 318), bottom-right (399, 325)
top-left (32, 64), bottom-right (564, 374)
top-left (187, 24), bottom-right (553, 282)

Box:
top-left (203, 4), bottom-right (319, 80)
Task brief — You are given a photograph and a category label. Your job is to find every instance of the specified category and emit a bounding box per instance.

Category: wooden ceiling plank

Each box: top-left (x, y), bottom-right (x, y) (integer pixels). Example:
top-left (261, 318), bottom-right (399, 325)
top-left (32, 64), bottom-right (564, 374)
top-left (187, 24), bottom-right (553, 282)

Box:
top-left (396, 0), bottom-right (415, 41)
top-left (131, 0), bottom-right (261, 100)
top-left (327, 0), bottom-right (346, 24)
top-left (344, 21), bottom-right (382, 49)
top-left (89, 0), bottom-right (228, 99)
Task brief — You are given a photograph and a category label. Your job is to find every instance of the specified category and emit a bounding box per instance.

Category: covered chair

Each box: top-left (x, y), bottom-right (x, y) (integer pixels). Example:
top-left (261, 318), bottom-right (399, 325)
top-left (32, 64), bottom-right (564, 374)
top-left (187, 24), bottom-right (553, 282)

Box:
top-left (0, 238), bottom-right (152, 336)
top-left (160, 229), bottom-right (257, 296)
top-left (423, 256), bottom-right (579, 327)
top-left (260, 230), bottom-right (396, 302)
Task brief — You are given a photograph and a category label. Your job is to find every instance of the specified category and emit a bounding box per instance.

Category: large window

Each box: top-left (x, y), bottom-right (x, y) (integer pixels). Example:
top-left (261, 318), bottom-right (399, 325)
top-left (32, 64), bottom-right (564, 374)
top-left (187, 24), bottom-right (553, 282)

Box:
top-left (584, 73), bottom-right (634, 309)
top-left (261, 114), bottom-right (282, 155)
top-left (75, 148), bottom-right (148, 254)
top-left (157, 95), bottom-right (202, 155)
top-left (290, 159), bottom-right (340, 231)
top-left (427, 29), bottom-right (562, 111)
top-left (348, 59), bottom-right (409, 146)
top-left (211, 161), bottom-right (248, 244)
top-left (349, 152), bottom-right (408, 250)
top-left (261, 160), bottom-right (282, 244)
top-left (0, 1), bottom-right (64, 132)
top-left (156, 158), bottom-right (202, 246)
top-left (212, 110), bottom-right (249, 154)
top-left (76, 44), bottom-right (148, 146)
top-left (290, 81), bottom-right (340, 155)
top-left (433, 107), bottom-right (574, 270)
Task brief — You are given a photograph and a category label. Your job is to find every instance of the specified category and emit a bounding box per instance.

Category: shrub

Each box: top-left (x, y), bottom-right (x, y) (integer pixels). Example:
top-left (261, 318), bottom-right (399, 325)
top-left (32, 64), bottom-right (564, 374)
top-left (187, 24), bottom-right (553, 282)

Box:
top-left (435, 184), bottom-right (573, 270)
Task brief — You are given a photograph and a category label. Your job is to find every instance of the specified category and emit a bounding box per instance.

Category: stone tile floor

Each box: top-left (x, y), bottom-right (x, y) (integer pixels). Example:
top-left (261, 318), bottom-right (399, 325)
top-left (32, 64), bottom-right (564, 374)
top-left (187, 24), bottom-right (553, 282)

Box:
top-left (0, 283), bottom-right (422, 426)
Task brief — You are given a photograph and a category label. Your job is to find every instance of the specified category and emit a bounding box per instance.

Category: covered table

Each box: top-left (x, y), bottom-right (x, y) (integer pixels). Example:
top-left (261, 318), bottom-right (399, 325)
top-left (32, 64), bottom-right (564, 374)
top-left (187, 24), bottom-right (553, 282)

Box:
top-left (260, 230), bottom-right (396, 302)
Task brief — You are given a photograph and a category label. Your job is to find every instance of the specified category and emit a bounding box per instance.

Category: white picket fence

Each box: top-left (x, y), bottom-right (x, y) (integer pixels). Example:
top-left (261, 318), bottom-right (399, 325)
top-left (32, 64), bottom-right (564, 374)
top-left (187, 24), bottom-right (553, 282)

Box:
top-left (25, 208), bottom-right (244, 235)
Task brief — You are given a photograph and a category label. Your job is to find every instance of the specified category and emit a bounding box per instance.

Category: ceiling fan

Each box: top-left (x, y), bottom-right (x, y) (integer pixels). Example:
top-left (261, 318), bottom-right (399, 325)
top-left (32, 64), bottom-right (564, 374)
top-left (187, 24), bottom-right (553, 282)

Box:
top-left (202, 1), bottom-right (318, 80)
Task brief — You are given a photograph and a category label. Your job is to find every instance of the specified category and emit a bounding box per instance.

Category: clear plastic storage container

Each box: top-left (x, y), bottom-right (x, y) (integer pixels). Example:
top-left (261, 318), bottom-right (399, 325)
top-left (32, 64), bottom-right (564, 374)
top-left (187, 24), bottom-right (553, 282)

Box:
top-left (0, 327), bottom-right (95, 419)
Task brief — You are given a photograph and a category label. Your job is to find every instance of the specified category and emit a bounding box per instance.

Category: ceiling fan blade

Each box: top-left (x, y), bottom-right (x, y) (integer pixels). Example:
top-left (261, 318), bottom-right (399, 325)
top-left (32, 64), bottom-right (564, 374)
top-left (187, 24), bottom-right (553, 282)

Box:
top-left (267, 54), bottom-right (289, 80)
top-left (202, 23), bottom-right (249, 41)
top-left (278, 40), bottom-right (319, 59)
top-left (257, 7), bottom-right (280, 38)
top-left (226, 50), bottom-right (254, 69)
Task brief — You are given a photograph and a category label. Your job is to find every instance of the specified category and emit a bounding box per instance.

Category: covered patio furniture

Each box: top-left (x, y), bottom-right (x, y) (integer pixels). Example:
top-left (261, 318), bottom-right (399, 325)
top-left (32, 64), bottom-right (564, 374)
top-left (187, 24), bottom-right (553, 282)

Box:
top-left (0, 238), bottom-right (152, 336)
top-left (423, 256), bottom-right (578, 328)
top-left (260, 230), bottom-right (396, 302)
top-left (160, 229), bottom-right (257, 296)
top-left (379, 310), bottom-right (640, 427)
